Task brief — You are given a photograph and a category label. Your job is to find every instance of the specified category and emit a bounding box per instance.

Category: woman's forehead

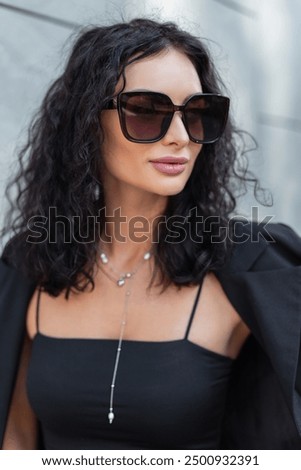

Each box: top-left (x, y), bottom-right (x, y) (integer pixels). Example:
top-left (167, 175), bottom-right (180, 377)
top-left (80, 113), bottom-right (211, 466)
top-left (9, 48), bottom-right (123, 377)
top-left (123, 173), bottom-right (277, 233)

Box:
top-left (116, 48), bottom-right (202, 97)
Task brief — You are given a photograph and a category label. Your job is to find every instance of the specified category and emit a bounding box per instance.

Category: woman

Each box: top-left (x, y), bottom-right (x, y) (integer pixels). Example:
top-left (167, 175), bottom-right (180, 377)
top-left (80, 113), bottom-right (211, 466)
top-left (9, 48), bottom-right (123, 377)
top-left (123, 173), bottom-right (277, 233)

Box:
top-left (1, 18), bottom-right (301, 450)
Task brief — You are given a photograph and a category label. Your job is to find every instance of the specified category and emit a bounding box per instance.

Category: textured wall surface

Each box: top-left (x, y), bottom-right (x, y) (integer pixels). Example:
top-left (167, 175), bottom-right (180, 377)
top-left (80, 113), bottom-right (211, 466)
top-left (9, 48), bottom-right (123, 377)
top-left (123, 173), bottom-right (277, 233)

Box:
top-left (1, 0), bottom-right (300, 232)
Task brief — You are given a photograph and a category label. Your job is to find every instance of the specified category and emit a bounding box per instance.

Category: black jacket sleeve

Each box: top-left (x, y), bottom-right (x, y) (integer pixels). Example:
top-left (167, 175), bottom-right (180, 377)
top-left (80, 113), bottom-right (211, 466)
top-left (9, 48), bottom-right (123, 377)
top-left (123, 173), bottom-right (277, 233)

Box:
top-left (217, 221), bottom-right (301, 449)
top-left (0, 259), bottom-right (36, 446)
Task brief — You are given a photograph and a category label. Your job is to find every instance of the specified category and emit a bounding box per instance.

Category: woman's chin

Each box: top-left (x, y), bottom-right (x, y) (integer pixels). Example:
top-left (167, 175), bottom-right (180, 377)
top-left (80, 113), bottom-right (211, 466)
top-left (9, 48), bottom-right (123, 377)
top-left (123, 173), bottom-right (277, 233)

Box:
top-left (154, 182), bottom-right (188, 197)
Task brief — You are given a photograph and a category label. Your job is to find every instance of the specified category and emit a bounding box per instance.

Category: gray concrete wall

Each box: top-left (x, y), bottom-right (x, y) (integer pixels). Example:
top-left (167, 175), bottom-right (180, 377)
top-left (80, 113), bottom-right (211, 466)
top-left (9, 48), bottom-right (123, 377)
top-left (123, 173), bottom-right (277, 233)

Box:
top-left (1, 0), bottom-right (300, 232)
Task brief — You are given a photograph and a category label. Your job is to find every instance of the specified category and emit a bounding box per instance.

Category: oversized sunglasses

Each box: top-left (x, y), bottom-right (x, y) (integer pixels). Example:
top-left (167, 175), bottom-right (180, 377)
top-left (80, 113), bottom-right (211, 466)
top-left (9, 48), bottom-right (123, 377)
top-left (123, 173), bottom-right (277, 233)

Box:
top-left (107, 91), bottom-right (230, 144)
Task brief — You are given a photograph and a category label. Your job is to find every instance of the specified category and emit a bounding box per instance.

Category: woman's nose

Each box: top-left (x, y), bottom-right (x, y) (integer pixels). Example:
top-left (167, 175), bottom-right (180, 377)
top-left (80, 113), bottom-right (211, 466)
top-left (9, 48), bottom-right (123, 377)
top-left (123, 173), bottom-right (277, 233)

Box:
top-left (161, 111), bottom-right (190, 147)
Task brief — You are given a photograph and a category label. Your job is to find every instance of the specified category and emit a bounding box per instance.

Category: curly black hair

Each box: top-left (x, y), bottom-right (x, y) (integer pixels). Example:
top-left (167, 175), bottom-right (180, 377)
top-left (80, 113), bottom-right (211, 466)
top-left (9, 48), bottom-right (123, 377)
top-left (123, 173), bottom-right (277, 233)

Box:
top-left (1, 18), bottom-right (266, 297)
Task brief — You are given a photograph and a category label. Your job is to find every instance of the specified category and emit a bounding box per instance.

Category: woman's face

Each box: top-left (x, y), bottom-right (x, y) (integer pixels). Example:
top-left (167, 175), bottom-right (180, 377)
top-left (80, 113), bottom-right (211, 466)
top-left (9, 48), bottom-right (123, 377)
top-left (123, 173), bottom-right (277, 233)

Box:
top-left (100, 48), bottom-right (203, 200)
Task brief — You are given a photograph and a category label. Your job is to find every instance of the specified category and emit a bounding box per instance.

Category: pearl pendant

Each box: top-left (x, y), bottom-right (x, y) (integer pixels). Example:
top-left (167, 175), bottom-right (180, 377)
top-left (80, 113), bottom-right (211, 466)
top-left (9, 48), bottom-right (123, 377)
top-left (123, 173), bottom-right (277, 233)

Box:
top-left (117, 278), bottom-right (125, 287)
top-left (108, 411), bottom-right (114, 424)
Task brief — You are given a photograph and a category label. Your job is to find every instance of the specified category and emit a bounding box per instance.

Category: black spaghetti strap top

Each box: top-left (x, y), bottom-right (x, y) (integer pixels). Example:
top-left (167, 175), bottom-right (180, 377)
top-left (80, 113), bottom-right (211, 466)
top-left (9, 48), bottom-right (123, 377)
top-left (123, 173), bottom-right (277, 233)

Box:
top-left (27, 283), bottom-right (233, 450)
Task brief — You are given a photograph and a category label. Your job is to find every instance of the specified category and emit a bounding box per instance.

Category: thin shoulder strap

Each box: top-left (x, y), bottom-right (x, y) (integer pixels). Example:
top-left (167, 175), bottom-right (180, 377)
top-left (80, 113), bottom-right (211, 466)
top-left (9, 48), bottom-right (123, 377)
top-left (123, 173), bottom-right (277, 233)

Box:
top-left (36, 287), bottom-right (42, 334)
top-left (184, 278), bottom-right (204, 340)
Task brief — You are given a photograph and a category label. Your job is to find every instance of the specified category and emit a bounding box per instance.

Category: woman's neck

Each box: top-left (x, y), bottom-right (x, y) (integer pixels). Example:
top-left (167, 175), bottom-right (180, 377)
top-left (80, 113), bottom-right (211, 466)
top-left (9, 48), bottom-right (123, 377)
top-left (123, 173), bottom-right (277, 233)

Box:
top-left (98, 187), bottom-right (167, 265)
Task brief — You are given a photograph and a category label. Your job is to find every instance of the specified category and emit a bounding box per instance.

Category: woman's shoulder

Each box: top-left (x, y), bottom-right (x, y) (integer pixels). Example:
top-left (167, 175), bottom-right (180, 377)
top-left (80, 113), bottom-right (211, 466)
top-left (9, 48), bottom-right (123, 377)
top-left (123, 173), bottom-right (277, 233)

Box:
top-left (220, 219), bottom-right (301, 274)
top-left (0, 230), bottom-right (39, 295)
top-left (0, 256), bottom-right (36, 293)
top-left (216, 219), bottom-right (301, 326)
top-left (0, 253), bottom-right (36, 328)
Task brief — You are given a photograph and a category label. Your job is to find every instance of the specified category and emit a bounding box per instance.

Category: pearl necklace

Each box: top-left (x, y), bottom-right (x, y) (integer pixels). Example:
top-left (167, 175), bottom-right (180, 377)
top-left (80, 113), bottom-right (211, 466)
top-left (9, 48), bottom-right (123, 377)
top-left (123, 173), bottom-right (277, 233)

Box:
top-left (100, 251), bottom-right (151, 287)
top-left (99, 249), bottom-right (152, 424)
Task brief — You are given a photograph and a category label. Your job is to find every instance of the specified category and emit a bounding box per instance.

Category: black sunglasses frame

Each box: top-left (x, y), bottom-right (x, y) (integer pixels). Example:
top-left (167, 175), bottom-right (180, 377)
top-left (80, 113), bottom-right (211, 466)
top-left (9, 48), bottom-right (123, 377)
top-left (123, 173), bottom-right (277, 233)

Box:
top-left (107, 91), bottom-right (230, 144)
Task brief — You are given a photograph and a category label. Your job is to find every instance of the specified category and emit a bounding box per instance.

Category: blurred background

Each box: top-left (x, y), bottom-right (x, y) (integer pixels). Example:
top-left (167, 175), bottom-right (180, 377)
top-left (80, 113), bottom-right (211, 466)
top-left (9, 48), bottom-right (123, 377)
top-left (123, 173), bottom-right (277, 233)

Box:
top-left (0, 0), bottom-right (300, 232)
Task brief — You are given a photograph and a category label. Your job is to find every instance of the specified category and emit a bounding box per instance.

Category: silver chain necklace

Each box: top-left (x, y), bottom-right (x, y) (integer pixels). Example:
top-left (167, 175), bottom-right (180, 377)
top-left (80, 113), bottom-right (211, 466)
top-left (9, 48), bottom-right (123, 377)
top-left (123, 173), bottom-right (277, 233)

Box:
top-left (99, 249), bottom-right (152, 424)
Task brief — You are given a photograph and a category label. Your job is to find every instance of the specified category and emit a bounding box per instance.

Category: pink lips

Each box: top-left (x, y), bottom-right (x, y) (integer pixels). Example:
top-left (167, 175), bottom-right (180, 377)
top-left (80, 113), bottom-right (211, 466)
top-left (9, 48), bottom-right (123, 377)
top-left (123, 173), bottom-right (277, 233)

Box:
top-left (150, 157), bottom-right (189, 175)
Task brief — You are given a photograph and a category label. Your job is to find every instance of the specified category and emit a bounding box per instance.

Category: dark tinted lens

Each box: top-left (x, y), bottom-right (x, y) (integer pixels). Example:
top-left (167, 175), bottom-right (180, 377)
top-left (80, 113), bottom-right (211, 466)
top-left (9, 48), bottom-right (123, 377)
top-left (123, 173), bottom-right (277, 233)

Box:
top-left (119, 93), bottom-right (172, 141)
top-left (185, 95), bottom-right (229, 143)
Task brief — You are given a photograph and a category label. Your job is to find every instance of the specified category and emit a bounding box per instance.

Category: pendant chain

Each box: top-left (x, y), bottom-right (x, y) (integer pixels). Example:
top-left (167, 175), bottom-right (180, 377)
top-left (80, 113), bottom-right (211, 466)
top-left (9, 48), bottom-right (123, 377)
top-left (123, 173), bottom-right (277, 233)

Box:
top-left (99, 249), bottom-right (152, 423)
top-left (108, 282), bottom-right (132, 424)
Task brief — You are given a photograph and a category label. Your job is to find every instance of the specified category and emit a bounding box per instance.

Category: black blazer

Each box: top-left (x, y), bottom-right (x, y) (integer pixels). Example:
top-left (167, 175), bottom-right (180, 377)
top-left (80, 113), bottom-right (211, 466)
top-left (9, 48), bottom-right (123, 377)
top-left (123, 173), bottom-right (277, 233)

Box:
top-left (1, 221), bottom-right (301, 449)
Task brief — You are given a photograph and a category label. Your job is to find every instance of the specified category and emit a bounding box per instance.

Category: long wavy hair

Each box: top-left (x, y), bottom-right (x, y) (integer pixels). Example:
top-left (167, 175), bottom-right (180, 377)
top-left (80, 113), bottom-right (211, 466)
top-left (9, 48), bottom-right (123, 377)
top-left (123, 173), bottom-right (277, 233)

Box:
top-left (1, 18), bottom-right (264, 297)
